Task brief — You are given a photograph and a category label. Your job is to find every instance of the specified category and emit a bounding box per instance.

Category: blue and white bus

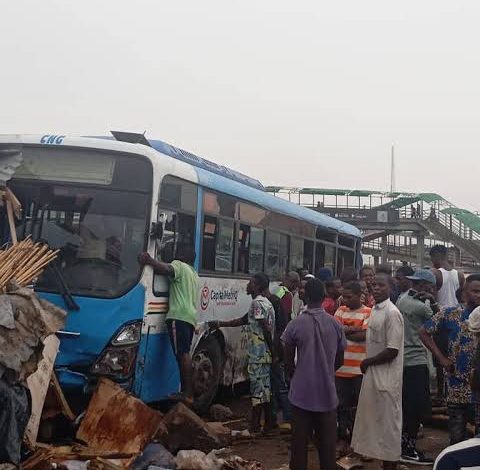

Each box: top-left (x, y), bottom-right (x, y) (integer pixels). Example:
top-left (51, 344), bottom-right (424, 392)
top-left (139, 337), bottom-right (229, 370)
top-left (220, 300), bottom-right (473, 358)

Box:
top-left (0, 132), bottom-right (361, 410)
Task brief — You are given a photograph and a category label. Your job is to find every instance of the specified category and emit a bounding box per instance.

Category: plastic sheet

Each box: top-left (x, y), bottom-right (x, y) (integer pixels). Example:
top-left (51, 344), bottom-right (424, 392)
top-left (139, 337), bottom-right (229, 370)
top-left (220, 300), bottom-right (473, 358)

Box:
top-left (0, 378), bottom-right (30, 465)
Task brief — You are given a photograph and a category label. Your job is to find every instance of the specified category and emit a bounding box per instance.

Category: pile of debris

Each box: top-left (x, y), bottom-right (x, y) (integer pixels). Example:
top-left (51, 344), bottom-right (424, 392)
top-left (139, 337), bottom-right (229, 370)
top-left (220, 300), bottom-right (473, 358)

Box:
top-left (0, 268), bottom-right (263, 469)
top-left (0, 280), bottom-right (66, 465)
top-left (0, 282), bottom-right (264, 470)
top-left (0, 243), bottom-right (263, 468)
top-left (23, 378), bottom-right (264, 470)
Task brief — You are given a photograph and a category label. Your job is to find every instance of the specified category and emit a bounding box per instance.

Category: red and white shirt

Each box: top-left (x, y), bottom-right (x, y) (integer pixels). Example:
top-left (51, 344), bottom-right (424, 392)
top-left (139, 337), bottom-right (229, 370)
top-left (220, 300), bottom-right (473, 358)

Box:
top-left (335, 305), bottom-right (371, 377)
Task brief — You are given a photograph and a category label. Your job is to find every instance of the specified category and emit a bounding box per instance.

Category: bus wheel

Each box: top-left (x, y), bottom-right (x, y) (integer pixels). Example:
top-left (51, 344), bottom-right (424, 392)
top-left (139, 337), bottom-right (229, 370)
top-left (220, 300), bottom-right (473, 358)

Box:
top-left (192, 335), bottom-right (222, 414)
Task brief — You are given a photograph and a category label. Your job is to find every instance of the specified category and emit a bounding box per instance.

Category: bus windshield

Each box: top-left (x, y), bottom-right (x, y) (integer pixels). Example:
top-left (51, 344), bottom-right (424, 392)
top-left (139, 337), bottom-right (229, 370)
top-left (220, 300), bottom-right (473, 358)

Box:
top-left (8, 146), bottom-right (152, 299)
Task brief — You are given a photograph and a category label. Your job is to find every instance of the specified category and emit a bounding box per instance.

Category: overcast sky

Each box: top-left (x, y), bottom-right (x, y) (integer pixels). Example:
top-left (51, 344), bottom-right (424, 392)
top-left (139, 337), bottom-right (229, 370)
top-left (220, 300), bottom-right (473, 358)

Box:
top-left (2, 1), bottom-right (479, 210)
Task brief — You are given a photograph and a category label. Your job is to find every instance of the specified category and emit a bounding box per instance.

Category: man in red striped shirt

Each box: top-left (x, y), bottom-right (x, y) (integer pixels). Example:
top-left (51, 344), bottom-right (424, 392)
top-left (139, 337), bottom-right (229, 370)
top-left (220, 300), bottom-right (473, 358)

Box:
top-left (334, 281), bottom-right (371, 454)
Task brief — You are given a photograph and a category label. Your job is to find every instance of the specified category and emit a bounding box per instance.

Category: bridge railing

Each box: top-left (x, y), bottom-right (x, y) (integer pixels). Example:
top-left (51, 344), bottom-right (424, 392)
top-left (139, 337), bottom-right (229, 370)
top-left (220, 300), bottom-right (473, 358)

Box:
top-left (269, 189), bottom-right (480, 242)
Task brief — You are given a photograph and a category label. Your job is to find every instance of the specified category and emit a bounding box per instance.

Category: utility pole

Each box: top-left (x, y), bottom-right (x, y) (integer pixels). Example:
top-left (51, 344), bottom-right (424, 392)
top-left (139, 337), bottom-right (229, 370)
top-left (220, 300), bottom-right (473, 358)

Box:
top-left (390, 145), bottom-right (396, 194)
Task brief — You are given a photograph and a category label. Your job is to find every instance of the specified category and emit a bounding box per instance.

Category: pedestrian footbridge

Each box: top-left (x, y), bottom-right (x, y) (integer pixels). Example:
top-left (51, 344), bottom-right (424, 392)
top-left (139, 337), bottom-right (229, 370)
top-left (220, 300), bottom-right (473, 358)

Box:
top-left (266, 187), bottom-right (480, 270)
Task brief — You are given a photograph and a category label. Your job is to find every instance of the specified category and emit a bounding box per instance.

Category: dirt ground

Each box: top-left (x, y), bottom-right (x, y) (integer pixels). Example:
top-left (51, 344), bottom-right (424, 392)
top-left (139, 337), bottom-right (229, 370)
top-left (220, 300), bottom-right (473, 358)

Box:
top-left (220, 395), bottom-right (451, 470)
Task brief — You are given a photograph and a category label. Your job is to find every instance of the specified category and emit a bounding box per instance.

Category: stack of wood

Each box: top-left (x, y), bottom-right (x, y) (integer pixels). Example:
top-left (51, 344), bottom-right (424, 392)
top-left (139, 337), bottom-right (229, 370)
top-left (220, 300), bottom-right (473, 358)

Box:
top-left (0, 238), bottom-right (59, 291)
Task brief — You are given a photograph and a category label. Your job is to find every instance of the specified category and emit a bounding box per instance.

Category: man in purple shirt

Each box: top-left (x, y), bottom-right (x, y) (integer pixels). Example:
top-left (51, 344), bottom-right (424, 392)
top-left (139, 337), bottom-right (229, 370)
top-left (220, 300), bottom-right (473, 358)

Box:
top-left (282, 278), bottom-right (346, 470)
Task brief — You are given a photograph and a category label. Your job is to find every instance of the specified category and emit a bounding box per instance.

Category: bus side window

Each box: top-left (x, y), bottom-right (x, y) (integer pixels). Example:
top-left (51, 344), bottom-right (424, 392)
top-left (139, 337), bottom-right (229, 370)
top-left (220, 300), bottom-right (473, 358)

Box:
top-left (303, 240), bottom-right (314, 274)
top-left (325, 245), bottom-right (337, 275)
top-left (338, 248), bottom-right (355, 274)
top-left (237, 225), bottom-right (264, 274)
top-left (215, 219), bottom-right (234, 272)
top-left (238, 224), bottom-right (251, 273)
top-left (290, 237), bottom-right (304, 272)
top-left (249, 227), bottom-right (264, 274)
top-left (157, 211), bottom-right (196, 263)
top-left (153, 211), bottom-right (195, 295)
top-left (265, 231), bottom-right (289, 280)
top-left (279, 233), bottom-right (289, 276)
top-left (315, 242), bottom-right (325, 276)
top-left (158, 210), bottom-right (176, 262)
top-left (202, 216), bottom-right (217, 271)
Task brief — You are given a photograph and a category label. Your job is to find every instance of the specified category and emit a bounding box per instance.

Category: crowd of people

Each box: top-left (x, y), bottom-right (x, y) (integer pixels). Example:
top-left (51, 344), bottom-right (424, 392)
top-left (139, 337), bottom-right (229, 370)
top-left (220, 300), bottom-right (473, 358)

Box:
top-left (139, 243), bottom-right (480, 470)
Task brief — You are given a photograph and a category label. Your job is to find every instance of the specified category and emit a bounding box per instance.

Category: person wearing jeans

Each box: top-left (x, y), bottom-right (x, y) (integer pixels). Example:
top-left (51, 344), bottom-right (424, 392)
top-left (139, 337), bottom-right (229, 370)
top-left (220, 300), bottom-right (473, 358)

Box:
top-left (270, 360), bottom-right (291, 423)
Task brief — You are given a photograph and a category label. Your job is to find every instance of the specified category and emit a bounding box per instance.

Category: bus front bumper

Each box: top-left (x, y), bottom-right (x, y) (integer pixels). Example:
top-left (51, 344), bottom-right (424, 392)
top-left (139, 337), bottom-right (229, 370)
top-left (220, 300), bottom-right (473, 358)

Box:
top-left (56, 368), bottom-right (134, 397)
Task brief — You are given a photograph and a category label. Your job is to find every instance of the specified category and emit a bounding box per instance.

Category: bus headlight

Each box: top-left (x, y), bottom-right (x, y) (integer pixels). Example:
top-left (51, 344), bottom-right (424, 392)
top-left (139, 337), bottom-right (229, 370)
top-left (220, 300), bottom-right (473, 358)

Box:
top-left (91, 322), bottom-right (142, 379)
top-left (91, 345), bottom-right (138, 378)
top-left (111, 322), bottom-right (142, 346)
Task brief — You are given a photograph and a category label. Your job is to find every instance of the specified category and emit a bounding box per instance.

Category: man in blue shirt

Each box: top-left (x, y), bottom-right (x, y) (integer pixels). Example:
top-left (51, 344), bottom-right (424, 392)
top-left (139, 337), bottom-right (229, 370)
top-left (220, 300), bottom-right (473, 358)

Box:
top-left (420, 273), bottom-right (480, 444)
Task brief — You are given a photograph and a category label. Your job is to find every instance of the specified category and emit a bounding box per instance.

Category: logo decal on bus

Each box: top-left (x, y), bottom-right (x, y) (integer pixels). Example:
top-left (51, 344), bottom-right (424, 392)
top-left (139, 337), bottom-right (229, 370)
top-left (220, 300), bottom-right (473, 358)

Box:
top-left (201, 286), bottom-right (210, 311)
top-left (201, 285), bottom-right (240, 310)
top-left (40, 135), bottom-right (65, 145)
top-left (210, 288), bottom-right (239, 304)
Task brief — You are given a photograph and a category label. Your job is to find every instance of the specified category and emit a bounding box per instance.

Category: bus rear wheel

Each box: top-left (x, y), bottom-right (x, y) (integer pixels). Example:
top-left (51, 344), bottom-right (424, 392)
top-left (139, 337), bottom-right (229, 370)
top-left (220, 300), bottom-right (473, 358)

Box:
top-left (192, 335), bottom-right (222, 414)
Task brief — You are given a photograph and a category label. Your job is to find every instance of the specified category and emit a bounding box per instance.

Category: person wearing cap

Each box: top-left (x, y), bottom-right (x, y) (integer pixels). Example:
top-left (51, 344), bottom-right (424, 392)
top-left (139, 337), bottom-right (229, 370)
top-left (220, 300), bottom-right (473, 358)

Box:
top-left (396, 269), bottom-right (438, 465)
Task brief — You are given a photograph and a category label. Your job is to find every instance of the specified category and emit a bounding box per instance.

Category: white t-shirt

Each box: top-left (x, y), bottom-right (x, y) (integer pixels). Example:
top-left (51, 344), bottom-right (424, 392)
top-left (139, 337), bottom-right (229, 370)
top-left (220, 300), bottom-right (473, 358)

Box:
top-left (437, 268), bottom-right (461, 309)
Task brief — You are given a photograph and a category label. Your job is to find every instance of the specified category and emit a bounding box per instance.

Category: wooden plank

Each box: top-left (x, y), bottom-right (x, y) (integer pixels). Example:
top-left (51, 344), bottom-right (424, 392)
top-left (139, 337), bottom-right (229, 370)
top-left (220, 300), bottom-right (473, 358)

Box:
top-left (6, 187), bottom-right (21, 219)
top-left (25, 335), bottom-right (60, 447)
top-left (5, 198), bottom-right (17, 244)
top-left (41, 372), bottom-right (75, 422)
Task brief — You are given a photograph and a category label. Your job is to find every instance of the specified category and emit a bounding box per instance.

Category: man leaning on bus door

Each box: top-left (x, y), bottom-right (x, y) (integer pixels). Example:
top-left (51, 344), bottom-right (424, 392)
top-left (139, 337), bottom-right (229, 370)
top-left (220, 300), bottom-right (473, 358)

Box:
top-left (138, 244), bottom-right (199, 407)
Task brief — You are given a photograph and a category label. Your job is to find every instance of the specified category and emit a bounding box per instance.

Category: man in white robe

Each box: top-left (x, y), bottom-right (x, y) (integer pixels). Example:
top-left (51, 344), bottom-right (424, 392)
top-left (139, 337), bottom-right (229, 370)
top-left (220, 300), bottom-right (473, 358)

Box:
top-left (352, 273), bottom-right (404, 470)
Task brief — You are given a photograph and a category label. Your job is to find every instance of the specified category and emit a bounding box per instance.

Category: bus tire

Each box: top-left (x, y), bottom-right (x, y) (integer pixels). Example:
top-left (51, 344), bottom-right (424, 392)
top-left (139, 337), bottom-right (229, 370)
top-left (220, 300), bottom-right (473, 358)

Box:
top-left (192, 335), bottom-right (223, 414)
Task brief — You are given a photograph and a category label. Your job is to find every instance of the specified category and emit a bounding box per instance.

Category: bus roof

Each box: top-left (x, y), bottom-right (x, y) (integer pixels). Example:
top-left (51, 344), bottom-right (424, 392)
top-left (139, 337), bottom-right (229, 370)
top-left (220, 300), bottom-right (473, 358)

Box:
top-left (93, 134), bottom-right (265, 191)
top-left (92, 134), bottom-right (361, 238)
top-left (147, 139), bottom-right (265, 192)
top-left (4, 134), bottom-right (360, 239)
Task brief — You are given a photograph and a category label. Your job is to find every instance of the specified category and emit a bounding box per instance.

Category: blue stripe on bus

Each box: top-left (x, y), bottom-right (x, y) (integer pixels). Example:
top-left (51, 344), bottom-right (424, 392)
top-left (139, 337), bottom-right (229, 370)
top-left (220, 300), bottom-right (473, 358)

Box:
top-left (194, 167), bottom-right (361, 238)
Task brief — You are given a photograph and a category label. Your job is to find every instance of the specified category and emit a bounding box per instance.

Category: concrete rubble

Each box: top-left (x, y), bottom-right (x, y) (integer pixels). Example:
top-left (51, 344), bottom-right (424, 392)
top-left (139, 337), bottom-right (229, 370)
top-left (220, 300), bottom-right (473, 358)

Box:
top-left (161, 402), bottom-right (225, 454)
top-left (0, 282), bottom-right (65, 383)
top-left (175, 450), bottom-right (265, 470)
top-left (209, 404), bottom-right (234, 422)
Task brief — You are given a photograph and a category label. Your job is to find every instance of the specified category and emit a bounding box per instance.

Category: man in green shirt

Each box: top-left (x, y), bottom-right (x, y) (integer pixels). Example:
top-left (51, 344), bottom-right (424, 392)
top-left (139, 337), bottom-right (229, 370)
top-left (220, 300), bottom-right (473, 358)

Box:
top-left (397, 269), bottom-right (438, 465)
top-left (138, 244), bottom-right (199, 406)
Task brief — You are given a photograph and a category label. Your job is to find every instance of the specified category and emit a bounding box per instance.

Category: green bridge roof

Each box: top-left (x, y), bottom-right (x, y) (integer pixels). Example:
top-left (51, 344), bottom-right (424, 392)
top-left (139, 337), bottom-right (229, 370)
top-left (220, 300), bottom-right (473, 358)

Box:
top-left (265, 186), bottom-right (480, 235)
